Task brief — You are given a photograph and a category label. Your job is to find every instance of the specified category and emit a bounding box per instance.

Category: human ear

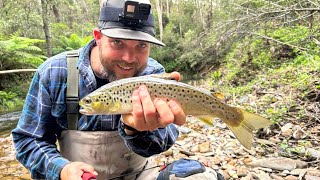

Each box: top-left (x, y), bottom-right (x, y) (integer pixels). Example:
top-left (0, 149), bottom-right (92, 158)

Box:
top-left (93, 28), bottom-right (103, 43)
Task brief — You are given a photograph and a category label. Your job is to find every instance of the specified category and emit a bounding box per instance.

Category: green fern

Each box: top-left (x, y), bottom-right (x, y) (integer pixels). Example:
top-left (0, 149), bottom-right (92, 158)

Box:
top-left (0, 36), bottom-right (45, 70)
top-left (52, 33), bottom-right (92, 55)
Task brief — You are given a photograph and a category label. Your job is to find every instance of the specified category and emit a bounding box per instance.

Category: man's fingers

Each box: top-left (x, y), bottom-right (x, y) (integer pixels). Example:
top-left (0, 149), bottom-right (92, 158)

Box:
top-left (168, 100), bottom-right (186, 126)
top-left (79, 163), bottom-right (98, 175)
top-left (170, 72), bottom-right (181, 81)
top-left (131, 88), bottom-right (146, 130)
top-left (61, 162), bottom-right (97, 180)
top-left (155, 99), bottom-right (174, 127)
top-left (139, 85), bottom-right (158, 130)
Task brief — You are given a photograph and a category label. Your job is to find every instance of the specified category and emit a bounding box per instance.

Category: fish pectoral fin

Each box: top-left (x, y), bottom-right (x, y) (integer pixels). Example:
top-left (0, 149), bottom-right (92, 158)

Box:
top-left (109, 102), bottom-right (121, 112)
top-left (211, 92), bottom-right (225, 100)
top-left (195, 115), bottom-right (216, 126)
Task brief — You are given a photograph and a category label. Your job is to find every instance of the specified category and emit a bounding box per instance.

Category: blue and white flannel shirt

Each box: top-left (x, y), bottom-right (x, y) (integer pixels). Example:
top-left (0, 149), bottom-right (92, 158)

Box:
top-left (11, 40), bottom-right (179, 180)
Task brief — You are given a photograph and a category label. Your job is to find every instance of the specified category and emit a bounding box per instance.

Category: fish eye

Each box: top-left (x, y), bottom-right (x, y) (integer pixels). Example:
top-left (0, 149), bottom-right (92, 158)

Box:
top-left (84, 97), bottom-right (92, 104)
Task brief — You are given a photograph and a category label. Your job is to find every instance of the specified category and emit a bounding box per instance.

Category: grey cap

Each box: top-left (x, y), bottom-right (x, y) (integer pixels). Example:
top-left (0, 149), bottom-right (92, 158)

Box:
top-left (99, 0), bottom-right (165, 46)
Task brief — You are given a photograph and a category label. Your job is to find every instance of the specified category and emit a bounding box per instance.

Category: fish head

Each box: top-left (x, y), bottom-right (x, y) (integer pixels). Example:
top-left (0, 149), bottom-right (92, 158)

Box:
top-left (79, 91), bottom-right (118, 115)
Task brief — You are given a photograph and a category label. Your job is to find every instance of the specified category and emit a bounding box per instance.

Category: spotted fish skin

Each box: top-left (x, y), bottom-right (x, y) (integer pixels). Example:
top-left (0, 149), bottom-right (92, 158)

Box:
top-left (79, 75), bottom-right (272, 149)
top-left (80, 76), bottom-right (238, 122)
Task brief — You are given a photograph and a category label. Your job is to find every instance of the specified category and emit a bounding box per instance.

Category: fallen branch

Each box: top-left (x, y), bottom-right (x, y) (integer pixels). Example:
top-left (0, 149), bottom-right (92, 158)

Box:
top-left (0, 69), bottom-right (37, 75)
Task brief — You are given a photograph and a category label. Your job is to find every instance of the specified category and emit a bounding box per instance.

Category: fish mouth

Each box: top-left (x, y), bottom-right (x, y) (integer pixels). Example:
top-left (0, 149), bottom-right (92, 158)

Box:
top-left (78, 103), bottom-right (94, 115)
top-left (79, 107), bottom-right (94, 115)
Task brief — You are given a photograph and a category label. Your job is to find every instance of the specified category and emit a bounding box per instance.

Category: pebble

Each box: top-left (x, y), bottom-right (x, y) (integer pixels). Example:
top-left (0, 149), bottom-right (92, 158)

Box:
top-left (237, 166), bottom-right (248, 177)
top-left (270, 173), bottom-right (285, 180)
top-left (199, 141), bottom-right (210, 153)
top-left (284, 175), bottom-right (298, 180)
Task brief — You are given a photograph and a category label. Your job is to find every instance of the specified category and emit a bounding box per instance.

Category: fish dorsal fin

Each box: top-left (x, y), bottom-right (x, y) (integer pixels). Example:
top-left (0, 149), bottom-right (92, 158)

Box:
top-left (149, 73), bottom-right (175, 80)
top-left (212, 92), bottom-right (225, 100)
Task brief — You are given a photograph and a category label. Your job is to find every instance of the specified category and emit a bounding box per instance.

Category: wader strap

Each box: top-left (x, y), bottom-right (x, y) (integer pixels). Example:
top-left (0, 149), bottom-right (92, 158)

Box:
top-left (66, 50), bottom-right (79, 130)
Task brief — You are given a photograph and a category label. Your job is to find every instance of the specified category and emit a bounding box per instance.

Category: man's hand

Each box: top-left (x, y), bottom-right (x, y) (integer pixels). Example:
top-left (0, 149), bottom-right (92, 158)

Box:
top-left (60, 162), bottom-right (98, 180)
top-left (122, 72), bottom-right (186, 134)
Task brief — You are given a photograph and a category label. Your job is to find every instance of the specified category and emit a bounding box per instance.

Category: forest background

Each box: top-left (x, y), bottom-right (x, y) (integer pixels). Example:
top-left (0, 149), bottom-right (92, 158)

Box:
top-left (0, 0), bottom-right (319, 127)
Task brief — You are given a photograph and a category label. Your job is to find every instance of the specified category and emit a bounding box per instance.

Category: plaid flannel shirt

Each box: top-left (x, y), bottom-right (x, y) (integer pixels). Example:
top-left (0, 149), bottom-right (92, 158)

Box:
top-left (12, 40), bottom-right (179, 179)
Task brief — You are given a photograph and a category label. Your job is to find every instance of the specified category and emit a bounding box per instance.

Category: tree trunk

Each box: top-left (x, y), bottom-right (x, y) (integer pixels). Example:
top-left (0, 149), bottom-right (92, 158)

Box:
top-left (196, 0), bottom-right (205, 29)
top-left (207, 0), bottom-right (213, 28)
top-left (52, 5), bottom-right (60, 22)
top-left (176, 0), bottom-right (182, 38)
top-left (41, 0), bottom-right (52, 57)
top-left (155, 0), bottom-right (163, 41)
top-left (166, 0), bottom-right (170, 18)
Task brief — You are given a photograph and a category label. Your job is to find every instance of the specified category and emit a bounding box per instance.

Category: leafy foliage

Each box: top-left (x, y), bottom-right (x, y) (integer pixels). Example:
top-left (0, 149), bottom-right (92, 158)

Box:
top-left (52, 33), bottom-right (92, 55)
top-left (0, 91), bottom-right (23, 111)
top-left (0, 36), bottom-right (45, 70)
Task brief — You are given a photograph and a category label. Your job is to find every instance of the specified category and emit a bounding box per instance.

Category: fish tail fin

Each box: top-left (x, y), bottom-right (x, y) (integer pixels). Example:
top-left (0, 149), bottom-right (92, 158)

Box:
top-left (228, 108), bottom-right (272, 149)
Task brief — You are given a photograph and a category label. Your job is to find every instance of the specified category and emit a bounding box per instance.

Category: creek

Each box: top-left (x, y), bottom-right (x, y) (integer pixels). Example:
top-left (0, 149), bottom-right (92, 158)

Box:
top-left (0, 111), bottom-right (21, 137)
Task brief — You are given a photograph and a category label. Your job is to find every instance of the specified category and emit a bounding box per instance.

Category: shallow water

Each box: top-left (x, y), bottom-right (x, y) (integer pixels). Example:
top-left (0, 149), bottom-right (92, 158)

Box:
top-left (0, 111), bottom-right (21, 137)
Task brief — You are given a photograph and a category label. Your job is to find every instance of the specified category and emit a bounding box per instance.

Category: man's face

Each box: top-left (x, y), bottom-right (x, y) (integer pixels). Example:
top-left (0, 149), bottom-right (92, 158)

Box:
top-left (96, 35), bottom-right (150, 81)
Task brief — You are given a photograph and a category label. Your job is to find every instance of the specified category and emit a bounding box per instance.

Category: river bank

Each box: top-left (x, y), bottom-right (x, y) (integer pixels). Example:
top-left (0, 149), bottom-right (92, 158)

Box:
top-left (1, 116), bottom-right (320, 179)
top-left (0, 134), bottom-right (31, 179)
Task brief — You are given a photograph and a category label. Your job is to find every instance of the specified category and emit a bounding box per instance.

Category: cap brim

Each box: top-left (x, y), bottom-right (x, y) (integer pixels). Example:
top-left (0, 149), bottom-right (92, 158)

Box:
top-left (101, 28), bottom-right (165, 46)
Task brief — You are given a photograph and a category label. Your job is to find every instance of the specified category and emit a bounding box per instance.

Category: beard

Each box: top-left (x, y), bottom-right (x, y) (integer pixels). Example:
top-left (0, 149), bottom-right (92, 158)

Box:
top-left (95, 46), bottom-right (146, 82)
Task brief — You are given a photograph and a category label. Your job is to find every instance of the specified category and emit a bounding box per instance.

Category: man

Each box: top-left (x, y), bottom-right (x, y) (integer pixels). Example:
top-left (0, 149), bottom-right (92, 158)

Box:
top-left (12, 0), bottom-right (186, 179)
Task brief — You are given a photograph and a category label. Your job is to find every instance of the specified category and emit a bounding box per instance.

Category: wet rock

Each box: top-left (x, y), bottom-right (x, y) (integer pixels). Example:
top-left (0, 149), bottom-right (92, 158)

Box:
top-left (228, 169), bottom-right (238, 179)
top-left (256, 167), bottom-right (273, 172)
top-left (190, 144), bottom-right (199, 152)
top-left (241, 173), bottom-right (254, 180)
top-left (256, 139), bottom-right (276, 146)
top-left (199, 141), bottom-right (210, 153)
top-left (220, 170), bottom-right (230, 179)
top-left (251, 170), bottom-right (272, 180)
top-left (289, 169), bottom-right (307, 176)
top-left (306, 148), bottom-right (320, 159)
top-left (162, 148), bottom-right (173, 156)
top-left (213, 120), bottom-right (227, 129)
top-left (177, 126), bottom-right (192, 134)
top-left (306, 170), bottom-right (320, 177)
top-left (211, 157), bottom-right (223, 165)
top-left (270, 173), bottom-right (285, 180)
top-left (178, 149), bottom-right (195, 156)
top-left (269, 136), bottom-right (282, 143)
top-left (246, 157), bottom-right (308, 170)
top-left (281, 123), bottom-right (293, 137)
top-left (284, 175), bottom-right (298, 180)
top-left (292, 129), bottom-right (307, 139)
top-left (236, 166), bottom-right (248, 177)
top-left (304, 174), bottom-right (320, 180)
top-left (227, 159), bottom-right (236, 166)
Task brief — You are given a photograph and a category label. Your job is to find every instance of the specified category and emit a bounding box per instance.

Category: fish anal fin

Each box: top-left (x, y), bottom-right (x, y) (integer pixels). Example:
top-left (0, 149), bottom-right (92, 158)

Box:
top-left (195, 115), bottom-right (216, 126)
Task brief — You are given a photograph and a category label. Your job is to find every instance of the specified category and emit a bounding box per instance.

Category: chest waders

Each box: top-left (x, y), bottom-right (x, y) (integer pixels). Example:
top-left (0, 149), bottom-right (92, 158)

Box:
top-left (58, 51), bottom-right (158, 180)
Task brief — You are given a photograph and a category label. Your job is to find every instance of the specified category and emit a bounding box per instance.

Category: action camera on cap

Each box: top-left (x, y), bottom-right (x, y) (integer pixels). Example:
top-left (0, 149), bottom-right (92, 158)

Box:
top-left (119, 0), bottom-right (151, 26)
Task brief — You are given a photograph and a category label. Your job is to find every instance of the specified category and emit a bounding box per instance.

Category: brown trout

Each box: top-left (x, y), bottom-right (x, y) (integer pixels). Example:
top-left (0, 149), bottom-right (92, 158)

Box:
top-left (79, 74), bottom-right (272, 149)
